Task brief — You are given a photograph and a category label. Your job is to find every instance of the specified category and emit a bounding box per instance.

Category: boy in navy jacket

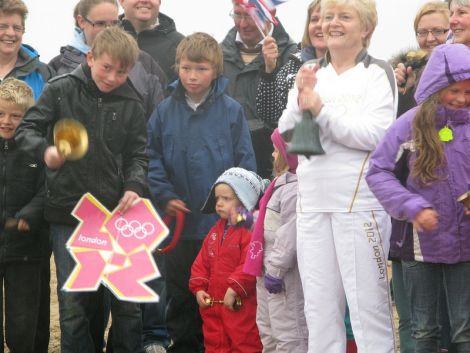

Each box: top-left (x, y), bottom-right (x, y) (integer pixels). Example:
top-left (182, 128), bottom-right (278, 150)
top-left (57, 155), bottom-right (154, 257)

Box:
top-left (147, 32), bottom-right (256, 353)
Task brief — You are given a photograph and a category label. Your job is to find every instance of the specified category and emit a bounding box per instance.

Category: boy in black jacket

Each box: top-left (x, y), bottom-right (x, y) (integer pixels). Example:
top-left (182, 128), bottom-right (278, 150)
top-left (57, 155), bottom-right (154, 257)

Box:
top-left (0, 77), bottom-right (47, 353)
top-left (16, 27), bottom-right (148, 353)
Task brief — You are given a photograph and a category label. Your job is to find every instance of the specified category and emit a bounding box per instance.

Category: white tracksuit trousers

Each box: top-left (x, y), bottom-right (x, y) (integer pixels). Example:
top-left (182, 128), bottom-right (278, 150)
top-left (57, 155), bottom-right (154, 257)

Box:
top-left (296, 211), bottom-right (396, 353)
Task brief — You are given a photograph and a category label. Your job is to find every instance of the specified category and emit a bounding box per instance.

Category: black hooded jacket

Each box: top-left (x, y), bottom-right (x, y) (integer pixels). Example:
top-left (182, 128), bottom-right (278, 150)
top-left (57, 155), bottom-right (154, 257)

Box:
top-left (0, 138), bottom-right (48, 261)
top-left (15, 64), bottom-right (148, 225)
top-left (120, 12), bottom-right (184, 84)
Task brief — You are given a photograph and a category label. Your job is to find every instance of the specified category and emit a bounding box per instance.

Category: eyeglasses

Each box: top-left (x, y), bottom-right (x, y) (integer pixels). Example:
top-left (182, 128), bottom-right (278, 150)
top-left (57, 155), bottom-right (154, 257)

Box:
top-left (229, 11), bottom-right (253, 22)
top-left (416, 28), bottom-right (449, 38)
top-left (0, 23), bottom-right (24, 33)
top-left (83, 17), bottom-right (119, 28)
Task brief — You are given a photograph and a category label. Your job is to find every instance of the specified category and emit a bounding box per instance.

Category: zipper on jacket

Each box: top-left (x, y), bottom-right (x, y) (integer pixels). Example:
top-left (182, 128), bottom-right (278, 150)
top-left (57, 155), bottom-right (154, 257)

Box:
top-left (1, 140), bottom-right (8, 226)
top-left (95, 97), bottom-right (103, 198)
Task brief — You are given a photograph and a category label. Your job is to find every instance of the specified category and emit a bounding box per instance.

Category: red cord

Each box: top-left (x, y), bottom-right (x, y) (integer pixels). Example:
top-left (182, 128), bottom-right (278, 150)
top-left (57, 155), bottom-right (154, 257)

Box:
top-left (156, 210), bottom-right (185, 254)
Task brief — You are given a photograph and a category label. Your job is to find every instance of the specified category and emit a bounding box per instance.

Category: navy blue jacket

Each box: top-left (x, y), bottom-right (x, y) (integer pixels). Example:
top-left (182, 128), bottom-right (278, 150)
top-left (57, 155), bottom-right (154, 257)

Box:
top-left (147, 76), bottom-right (256, 240)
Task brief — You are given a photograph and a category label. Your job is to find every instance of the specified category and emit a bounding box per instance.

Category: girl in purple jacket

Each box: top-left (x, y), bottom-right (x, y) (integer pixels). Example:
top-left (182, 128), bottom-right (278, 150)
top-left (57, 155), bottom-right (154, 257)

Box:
top-left (367, 43), bottom-right (470, 353)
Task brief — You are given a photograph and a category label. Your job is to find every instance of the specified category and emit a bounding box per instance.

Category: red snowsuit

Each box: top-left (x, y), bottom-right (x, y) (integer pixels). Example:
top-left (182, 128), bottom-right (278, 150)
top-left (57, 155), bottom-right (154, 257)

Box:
top-left (189, 219), bottom-right (262, 353)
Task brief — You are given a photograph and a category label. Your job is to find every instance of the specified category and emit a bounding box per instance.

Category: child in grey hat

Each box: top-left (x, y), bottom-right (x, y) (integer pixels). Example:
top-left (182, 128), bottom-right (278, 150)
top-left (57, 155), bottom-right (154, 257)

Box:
top-left (189, 167), bottom-right (266, 353)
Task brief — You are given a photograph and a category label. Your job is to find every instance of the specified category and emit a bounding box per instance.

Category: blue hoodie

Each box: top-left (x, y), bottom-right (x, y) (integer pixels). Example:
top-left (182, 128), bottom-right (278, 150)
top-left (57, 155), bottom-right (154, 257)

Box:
top-left (147, 75), bottom-right (256, 240)
top-left (14, 45), bottom-right (53, 101)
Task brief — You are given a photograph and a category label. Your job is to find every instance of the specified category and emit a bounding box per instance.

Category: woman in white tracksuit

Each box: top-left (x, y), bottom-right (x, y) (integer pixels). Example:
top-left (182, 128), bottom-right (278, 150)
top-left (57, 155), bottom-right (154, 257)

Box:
top-left (278, 0), bottom-right (397, 352)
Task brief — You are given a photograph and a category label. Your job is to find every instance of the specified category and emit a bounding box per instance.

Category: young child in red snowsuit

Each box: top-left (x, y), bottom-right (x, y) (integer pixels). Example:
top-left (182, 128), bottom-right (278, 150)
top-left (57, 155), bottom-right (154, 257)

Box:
top-left (189, 167), bottom-right (265, 353)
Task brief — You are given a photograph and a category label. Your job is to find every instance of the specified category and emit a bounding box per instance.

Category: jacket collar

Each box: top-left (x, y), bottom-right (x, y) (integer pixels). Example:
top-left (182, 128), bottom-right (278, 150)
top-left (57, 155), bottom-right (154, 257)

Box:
top-left (119, 12), bottom-right (177, 36)
top-left (435, 105), bottom-right (470, 129)
top-left (169, 75), bottom-right (229, 106)
top-left (70, 63), bottom-right (142, 102)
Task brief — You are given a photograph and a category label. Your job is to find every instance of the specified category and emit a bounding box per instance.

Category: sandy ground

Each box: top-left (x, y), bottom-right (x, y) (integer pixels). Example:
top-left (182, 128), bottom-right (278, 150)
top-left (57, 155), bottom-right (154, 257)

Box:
top-left (5, 260), bottom-right (401, 353)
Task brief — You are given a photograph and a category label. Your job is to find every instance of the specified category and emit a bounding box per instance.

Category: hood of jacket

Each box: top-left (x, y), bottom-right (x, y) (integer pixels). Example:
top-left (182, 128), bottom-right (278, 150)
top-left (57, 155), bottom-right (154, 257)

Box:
top-left (168, 75), bottom-right (229, 102)
top-left (415, 43), bottom-right (470, 104)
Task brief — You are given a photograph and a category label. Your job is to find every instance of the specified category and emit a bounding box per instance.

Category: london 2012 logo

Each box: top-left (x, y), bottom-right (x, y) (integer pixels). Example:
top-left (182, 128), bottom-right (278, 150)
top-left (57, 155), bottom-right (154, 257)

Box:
top-left (63, 193), bottom-right (169, 302)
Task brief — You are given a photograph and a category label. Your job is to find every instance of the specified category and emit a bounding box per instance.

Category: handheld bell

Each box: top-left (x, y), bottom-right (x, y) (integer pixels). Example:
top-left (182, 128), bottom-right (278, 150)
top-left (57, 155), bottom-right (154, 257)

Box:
top-left (53, 119), bottom-right (89, 161)
top-left (287, 110), bottom-right (325, 158)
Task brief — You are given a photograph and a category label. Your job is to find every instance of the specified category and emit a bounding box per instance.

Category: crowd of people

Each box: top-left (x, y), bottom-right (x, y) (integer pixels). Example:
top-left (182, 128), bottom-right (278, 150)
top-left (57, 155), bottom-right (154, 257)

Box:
top-left (0, 0), bottom-right (469, 352)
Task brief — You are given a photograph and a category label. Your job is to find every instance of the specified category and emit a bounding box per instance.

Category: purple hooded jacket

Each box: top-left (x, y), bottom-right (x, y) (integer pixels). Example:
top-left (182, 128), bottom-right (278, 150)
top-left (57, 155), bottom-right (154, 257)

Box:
top-left (366, 44), bottom-right (470, 264)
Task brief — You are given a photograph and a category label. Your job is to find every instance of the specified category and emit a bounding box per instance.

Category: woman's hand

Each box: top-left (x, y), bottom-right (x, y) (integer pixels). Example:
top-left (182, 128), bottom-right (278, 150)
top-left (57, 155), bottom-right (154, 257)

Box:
top-left (412, 208), bottom-right (439, 232)
top-left (295, 63), bottom-right (319, 92)
top-left (262, 36), bottom-right (278, 74)
top-left (298, 88), bottom-right (323, 117)
top-left (395, 63), bottom-right (416, 94)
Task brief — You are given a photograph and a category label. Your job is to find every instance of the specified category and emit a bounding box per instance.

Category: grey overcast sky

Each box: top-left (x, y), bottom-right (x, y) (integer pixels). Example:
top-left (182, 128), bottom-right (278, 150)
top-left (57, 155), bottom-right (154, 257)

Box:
top-left (24, 0), bottom-right (441, 63)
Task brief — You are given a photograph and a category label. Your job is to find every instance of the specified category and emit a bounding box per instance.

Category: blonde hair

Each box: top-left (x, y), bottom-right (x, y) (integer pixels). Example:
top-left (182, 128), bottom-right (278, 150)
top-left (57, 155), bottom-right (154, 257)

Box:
top-left (0, 78), bottom-right (34, 111)
top-left (301, 0), bottom-right (322, 48)
top-left (414, 1), bottom-right (450, 33)
top-left (321, 0), bottom-right (377, 48)
top-left (411, 93), bottom-right (446, 185)
top-left (273, 148), bottom-right (289, 176)
top-left (175, 32), bottom-right (223, 75)
top-left (91, 26), bottom-right (139, 69)
top-left (0, 0), bottom-right (28, 26)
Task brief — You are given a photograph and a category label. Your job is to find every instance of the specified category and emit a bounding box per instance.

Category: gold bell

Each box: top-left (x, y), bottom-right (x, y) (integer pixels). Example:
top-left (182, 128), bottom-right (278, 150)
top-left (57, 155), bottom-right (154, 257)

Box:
top-left (53, 119), bottom-right (89, 160)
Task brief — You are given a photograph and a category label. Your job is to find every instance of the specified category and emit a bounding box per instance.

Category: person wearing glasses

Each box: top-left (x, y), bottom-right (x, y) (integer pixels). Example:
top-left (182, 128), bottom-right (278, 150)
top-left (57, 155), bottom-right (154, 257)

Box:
top-left (390, 4), bottom-right (451, 353)
top-left (393, 1), bottom-right (450, 116)
top-left (49, 0), bottom-right (165, 120)
top-left (0, 0), bottom-right (53, 100)
top-left (449, 0), bottom-right (470, 47)
top-left (0, 1), bottom-right (53, 353)
top-left (221, 0), bottom-right (296, 179)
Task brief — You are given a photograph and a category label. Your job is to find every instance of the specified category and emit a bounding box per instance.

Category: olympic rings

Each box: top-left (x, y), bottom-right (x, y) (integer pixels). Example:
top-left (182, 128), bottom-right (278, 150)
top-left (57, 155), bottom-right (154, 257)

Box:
top-left (114, 217), bottom-right (155, 240)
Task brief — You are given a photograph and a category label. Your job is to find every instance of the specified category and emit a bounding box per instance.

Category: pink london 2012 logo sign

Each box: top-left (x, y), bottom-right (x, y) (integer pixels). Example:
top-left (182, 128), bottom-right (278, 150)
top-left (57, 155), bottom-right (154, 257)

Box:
top-left (63, 193), bottom-right (169, 303)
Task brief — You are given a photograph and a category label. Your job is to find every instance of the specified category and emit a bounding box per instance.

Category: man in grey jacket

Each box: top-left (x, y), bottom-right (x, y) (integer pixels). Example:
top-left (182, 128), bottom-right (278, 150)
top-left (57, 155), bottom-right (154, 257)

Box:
top-left (221, 0), bottom-right (297, 178)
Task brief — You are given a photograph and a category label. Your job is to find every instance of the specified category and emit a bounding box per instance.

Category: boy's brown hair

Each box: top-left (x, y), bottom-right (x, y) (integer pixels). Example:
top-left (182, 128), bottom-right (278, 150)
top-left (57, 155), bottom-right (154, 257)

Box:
top-left (0, 0), bottom-right (28, 26)
top-left (91, 26), bottom-right (139, 69)
top-left (175, 32), bottom-right (223, 75)
top-left (0, 77), bottom-right (34, 112)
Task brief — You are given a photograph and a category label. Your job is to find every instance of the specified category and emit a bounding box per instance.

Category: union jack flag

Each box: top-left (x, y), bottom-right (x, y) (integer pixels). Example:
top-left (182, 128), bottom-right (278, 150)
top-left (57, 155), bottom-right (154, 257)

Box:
top-left (236, 0), bottom-right (288, 27)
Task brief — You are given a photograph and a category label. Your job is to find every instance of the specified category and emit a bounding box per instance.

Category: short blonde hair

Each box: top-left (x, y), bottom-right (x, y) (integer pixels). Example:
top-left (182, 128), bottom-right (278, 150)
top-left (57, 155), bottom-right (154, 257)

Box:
top-left (91, 26), bottom-right (139, 69)
top-left (321, 0), bottom-right (377, 48)
top-left (302, 0), bottom-right (322, 48)
top-left (0, 0), bottom-right (28, 27)
top-left (175, 32), bottom-right (223, 75)
top-left (414, 1), bottom-right (450, 33)
top-left (0, 78), bottom-right (34, 111)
